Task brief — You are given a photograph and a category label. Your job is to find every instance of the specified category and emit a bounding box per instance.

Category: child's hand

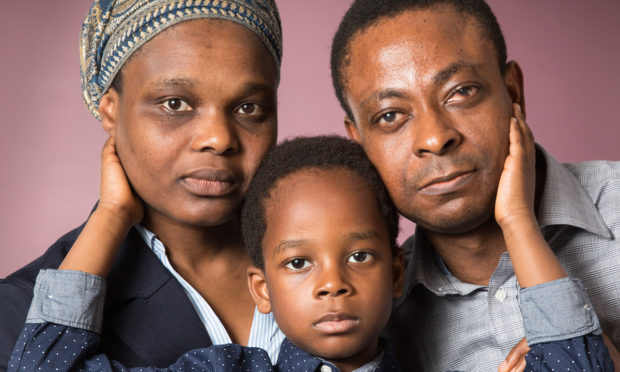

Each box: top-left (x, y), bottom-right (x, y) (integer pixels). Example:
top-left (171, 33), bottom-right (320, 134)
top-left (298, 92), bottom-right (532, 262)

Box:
top-left (97, 137), bottom-right (143, 227)
top-left (494, 104), bottom-right (536, 230)
top-left (498, 337), bottom-right (529, 372)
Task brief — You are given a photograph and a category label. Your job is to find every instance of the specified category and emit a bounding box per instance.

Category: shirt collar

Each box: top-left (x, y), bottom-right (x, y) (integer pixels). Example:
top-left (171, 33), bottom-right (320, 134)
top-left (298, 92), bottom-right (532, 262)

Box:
top-left (535, 145), bottom-right (611, 237)
top-left (396, 144), bottom-right (611, 304)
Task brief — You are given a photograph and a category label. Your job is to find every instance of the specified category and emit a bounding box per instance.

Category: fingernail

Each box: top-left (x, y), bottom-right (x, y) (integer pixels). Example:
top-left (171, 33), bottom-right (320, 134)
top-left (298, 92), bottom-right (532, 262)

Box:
top-left (516, 104), bottom-right (522, 113)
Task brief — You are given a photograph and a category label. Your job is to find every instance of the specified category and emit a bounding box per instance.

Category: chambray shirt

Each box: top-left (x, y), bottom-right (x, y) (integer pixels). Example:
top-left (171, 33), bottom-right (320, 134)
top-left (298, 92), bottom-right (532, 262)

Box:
top-left (134, 226), bottom-right (284, 362)
top-left (9, 270), bottom-right (399, 372)
top-left (386, 146), bottom-right (620, 371)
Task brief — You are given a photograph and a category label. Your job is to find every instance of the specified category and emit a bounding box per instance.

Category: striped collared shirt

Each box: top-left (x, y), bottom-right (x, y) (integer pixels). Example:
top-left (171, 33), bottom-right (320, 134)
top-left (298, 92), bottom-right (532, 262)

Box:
top-left (386, 145), bottom-right (620, 372)
top-left (135, 226), bottom-right (284, 363)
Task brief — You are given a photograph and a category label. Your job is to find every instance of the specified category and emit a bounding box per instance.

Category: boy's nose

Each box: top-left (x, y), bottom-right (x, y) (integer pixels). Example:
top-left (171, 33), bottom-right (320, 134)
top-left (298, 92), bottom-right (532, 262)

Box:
top-left (314, 267), bottom-right (354, 298)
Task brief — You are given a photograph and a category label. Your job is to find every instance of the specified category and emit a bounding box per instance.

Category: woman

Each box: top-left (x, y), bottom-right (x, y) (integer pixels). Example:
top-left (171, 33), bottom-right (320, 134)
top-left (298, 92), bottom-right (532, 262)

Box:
top-left (0, 0), bottom-right (283, 368)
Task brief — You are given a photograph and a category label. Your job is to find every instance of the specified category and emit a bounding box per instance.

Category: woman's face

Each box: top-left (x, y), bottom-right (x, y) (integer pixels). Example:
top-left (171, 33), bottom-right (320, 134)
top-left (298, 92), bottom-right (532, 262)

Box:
top-left (100, 19), bottom-right (278, 230)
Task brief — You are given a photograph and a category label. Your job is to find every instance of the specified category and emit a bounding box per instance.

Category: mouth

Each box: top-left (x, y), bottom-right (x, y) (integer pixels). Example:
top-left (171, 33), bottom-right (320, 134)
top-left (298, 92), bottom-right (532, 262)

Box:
top-left (418, 170), bottom-right (475, 195)
top-left (181, 168), bottom-right (238, 197)
top-left (313, 313), bottom-right (359, 334)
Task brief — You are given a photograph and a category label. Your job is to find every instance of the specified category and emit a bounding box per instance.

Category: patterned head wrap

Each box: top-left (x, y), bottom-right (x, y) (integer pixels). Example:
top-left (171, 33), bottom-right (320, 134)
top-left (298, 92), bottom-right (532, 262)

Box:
top-left (80, 0), bottom-right (282, 119)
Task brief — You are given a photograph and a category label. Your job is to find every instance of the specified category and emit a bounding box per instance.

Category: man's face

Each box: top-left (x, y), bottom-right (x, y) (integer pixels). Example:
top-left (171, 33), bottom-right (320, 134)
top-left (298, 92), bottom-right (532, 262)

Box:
top-left (250, 168), bottom-right (403, 369)
top-left (343, 7), bottom-right (522, 234)
top-left (100, 19), bottom-right (278, 230)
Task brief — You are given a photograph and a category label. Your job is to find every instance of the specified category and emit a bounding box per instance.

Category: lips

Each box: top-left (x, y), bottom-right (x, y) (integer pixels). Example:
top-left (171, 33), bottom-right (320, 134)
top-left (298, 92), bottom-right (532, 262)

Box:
top-left (313, 313), bottom-right (359, 334)
top-left (181, 168), bottom-right (238, 197)
top-left (418, 169), bottom-right (474, 195)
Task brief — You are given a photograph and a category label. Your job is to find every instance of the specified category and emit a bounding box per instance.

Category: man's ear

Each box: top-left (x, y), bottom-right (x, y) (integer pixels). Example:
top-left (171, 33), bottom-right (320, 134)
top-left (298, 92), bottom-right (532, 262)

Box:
top-left (99, 89), bottom-right (120, 137)
top-left (344, 116), bottom-right (361, 143)
top-left (392, 248), bottom-right (406, 298)
top-left (504, 61), bottom-right (526, 117)
top-left (247, 265), bottom-right (272, 314)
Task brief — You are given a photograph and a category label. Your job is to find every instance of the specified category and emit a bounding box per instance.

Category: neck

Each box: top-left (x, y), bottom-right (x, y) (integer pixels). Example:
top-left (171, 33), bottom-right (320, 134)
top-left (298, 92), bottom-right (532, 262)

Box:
top-left (141, 210), bottom-right (247, 270)
top-left (423, 218), bottom-right (506, 286)
top-left (328, 341), bottom-right (380, 372)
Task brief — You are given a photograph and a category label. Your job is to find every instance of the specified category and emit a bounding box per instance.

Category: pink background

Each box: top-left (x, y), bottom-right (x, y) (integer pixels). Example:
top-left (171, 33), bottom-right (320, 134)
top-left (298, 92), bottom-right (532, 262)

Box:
top-left (1, 1), bottom-right (619, 278)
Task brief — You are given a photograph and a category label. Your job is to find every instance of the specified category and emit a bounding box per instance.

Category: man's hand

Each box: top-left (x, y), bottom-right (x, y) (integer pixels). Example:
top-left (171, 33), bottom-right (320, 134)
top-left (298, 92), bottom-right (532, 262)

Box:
top-left (602, 333), bottom-right (620, 371)
top-left (499, 337), bottom-right (529, 372)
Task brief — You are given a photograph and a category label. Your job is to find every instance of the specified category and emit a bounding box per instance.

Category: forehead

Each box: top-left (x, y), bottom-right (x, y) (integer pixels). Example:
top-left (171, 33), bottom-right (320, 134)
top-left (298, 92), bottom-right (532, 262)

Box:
top-left (343, 7), bottom-right (495, 92)
top-left (120, 18), bottom-right (276, 84)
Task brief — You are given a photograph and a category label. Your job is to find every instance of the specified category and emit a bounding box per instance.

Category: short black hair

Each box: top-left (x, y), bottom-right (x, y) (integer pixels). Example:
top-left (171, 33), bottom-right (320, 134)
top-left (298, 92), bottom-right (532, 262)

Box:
top-left (241, 135), bottom-right (399, 270)
top-left (330, 0), bottom-right (507, 121)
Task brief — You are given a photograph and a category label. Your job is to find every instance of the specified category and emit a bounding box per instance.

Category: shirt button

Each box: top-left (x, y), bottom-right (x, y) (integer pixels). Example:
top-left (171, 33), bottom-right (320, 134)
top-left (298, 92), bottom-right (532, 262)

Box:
top-left (320, 365), bottom-right (332, 372)
top-left (495, 288), bottom-right (507, 302)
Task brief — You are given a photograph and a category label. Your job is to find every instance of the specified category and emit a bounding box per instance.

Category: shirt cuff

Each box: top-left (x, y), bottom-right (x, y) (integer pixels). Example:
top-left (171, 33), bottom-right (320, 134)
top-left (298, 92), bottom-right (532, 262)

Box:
top-left (26, 269), bottom-right (106, 334)
top-left (520, 277), bottom-right (600, 345)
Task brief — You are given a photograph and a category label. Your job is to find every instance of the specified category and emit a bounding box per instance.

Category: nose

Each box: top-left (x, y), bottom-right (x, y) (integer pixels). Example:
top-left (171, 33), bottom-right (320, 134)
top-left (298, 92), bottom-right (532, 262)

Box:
top-left (314, 264), bottom-right (354, 298)
top-left (412, 108), bottom-right (462, 157)
top-left (191, 112), bottom-right (239, 155)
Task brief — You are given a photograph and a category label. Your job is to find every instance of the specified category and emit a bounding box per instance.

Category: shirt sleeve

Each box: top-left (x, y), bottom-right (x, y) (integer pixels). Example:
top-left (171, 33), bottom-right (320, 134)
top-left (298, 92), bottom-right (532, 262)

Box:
top-left (525, 334), bottom-right (615, 372)
top-left (519, 277), bottom-right (600, 345)
top-left (8, 322), bottom-right (274, 372)
top-left (25, 269), bottom-right (106, 333)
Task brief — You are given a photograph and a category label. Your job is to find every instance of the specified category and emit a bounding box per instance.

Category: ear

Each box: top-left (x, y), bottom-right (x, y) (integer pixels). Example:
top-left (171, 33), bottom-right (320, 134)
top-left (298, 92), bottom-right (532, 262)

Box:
top-left (247, 265), bottom-right (272, 314)
top-left (392, 248), bottom-right (406, 298)
top-left (503, 61), bottom-right (526, 117)
top-left (99, 88), bottom-right (120, 137)
top-left (344, 116), bottom-right (361, 143)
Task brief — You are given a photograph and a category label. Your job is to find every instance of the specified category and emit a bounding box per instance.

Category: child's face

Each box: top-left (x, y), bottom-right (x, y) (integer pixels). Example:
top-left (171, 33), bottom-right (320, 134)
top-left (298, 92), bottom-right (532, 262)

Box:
top-left (248, 167), bottom-right (404, 368)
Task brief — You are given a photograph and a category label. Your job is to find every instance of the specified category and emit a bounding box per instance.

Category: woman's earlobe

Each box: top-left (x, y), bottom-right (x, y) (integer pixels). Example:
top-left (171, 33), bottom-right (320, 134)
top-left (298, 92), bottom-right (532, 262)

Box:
top-left (99, 89), bottom-right (119, 136)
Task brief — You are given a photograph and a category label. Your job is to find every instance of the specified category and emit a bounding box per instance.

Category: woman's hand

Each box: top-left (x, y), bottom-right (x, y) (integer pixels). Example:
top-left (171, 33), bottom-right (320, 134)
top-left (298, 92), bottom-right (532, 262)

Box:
top-left (97, 136), bottom-right (143, 227)
top-left (494, 103), bottom-right (536, 230)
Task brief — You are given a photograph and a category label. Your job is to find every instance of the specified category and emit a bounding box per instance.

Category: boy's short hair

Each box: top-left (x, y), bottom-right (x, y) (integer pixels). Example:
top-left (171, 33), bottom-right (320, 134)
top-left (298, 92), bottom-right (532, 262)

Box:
top-left (241, 135), bottom-right (399, 270)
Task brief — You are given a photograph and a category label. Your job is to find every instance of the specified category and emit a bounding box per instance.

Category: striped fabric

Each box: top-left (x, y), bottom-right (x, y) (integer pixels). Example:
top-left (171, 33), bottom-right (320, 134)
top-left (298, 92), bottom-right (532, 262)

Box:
top-left (389, 145), bottom-right (620, 372)
top-left (135, 226), bottom-right (284, 363)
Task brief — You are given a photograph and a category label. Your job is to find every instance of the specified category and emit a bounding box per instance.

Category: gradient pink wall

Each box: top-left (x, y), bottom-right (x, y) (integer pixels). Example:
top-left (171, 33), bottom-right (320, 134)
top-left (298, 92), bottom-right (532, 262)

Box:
top-left (1, 1), bottom-right (619, 278)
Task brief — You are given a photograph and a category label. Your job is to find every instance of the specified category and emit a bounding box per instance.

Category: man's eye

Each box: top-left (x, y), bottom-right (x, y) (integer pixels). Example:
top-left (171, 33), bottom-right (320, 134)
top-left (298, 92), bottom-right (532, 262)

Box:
top-left (348, 251), bottom-right (372, 263)
top-left (162, 98), bottom-right (192, 112)
top-left (447, 86), bottom-right (479, 103)
top-left (285, 258), bottom-right (310, 270)
top-left (375, 111), bottom-right (408, 128)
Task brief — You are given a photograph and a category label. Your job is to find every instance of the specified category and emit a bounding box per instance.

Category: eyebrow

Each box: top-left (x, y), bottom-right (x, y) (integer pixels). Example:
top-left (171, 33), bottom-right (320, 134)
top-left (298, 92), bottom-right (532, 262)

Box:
top-left (432, 61), bottom-right (480, 85)
top-left (271, 230), bottom-right (382, 256)
top-left (358, 61), bottom-right (480, 110)
top-left (151, 77), bottom-right (197, 90)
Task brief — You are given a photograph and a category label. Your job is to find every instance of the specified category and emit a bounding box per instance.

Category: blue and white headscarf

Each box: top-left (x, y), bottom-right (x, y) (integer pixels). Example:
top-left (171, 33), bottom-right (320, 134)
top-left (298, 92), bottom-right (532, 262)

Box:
top-left (80, 0), bottom-right (282, 119)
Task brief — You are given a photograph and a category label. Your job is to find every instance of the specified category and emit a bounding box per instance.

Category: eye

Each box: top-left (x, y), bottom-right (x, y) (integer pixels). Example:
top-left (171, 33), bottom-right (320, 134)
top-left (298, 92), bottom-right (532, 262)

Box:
top-left (446, 86), bottom-right (479, 104)
top-left (374, 111), bottom-right (408, 129)
top-left (237, 103), bottom-right (259, 115)
top-left (285, 258), bottom-right (311, 271)
top-left (162, 98), bottom-right (192, 112)
top-left (348, 251), bottom-right (373, 263)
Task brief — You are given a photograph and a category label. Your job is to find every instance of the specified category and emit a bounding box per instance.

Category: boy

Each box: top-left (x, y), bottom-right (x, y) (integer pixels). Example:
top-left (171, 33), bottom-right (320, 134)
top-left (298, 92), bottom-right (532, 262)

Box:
top-left (9, 116), bottom-right (614, 371)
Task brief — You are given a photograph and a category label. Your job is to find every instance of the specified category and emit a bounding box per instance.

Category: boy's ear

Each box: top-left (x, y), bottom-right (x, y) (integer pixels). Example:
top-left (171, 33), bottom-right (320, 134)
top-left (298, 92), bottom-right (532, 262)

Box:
top-left (247, 265), bottom-right (272, 314)
top-left (344, 117), bottom-right (361, 144)
top-left (392, 248), bottom-right (406, 298)
top-left (99, 89), bottom-right (120, 137)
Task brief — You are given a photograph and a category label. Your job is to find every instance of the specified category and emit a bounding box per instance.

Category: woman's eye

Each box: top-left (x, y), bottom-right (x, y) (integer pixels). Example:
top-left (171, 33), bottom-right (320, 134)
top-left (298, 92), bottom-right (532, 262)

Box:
top-left (236, 103), bottom-right (260, 115)
top-left (285, 258), bottom-right (310, 270)
top-left (348, 251), bottom-right (372, 263)
top-left (162, 98), bottom-right (192, 112)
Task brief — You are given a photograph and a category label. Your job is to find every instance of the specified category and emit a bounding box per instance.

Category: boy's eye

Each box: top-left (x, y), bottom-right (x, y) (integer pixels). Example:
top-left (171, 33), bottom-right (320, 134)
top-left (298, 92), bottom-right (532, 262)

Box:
top-left (285, 258), bottom-right (310, 270)
top-left (162, 98), bottom-right (192, 112)
top-left (348, 251), bottom-right (372, 263)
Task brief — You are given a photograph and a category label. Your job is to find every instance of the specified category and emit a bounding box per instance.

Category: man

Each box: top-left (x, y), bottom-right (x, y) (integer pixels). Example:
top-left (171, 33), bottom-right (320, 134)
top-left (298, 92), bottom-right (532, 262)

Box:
top-left (330, 0), bottom-right (619, 371)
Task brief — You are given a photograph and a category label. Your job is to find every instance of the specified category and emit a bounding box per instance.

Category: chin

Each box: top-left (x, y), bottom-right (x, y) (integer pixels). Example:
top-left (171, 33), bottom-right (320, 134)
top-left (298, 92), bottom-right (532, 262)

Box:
top-left (407, 202), bottom-right (495, 235)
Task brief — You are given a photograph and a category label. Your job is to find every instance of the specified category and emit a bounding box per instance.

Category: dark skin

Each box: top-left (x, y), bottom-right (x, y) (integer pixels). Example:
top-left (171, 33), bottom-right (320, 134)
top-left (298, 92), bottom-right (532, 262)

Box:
top-left (62, 18), bottom-right (278, 345)
top-left (340, 5), bottom-right (620, 370)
